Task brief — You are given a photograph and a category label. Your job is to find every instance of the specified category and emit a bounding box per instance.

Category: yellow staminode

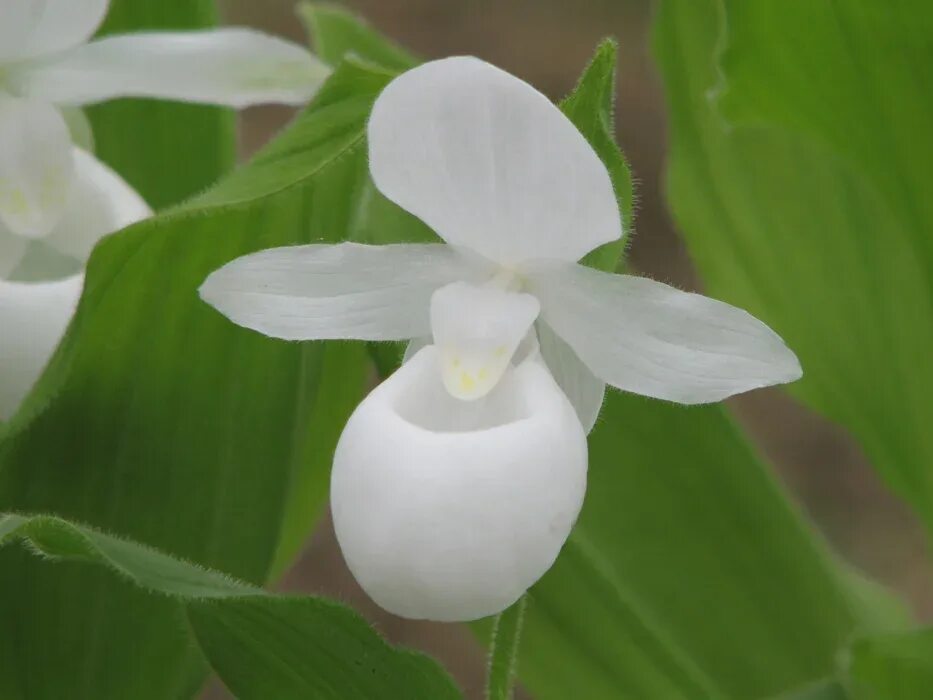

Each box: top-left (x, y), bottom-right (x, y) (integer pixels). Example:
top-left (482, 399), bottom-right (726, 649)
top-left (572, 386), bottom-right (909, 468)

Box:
top-left (460, 371), bottom-right (476, 393)
top-left (431, 281), bottom-right (541, 401)
top-left (441, 345), bottom-right (514, 401)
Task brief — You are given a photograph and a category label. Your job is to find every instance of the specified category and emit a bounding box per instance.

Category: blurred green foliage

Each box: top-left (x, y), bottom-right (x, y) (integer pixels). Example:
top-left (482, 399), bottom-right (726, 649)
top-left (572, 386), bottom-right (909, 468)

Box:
top-left (657, 0), bottom-right (933, 532)
top-left (848, 628), bottom-right (933, 699)
top-left (656, 0), bottom-right (933, 695)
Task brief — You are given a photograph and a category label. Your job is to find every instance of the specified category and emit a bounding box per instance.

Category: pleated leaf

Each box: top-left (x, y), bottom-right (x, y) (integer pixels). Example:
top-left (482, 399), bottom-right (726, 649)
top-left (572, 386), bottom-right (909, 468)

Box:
top-left (0, 514), bottom-right (461, 700)
top-left (655, 0), bottom-right (933, 532)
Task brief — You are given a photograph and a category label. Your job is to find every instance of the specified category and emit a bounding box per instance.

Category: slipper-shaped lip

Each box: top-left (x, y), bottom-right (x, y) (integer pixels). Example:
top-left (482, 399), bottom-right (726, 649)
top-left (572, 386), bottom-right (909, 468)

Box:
top-left (331, 344), bottom-right (588, 621)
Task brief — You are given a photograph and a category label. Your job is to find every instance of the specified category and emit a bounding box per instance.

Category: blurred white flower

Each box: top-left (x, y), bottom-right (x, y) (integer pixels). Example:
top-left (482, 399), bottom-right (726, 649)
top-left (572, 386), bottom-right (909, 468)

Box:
top-left (0, 147), bottom-right (150, 418)
top-left (200, 57), bottom-right (802, 620)
top-left (0, 0), bottom-right (329, 239)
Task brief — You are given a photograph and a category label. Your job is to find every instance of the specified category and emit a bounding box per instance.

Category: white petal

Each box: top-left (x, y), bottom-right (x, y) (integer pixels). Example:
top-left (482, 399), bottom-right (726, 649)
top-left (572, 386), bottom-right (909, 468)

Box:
top-left (200, 243), bottom-right (488, 341)
top-left (0, 225), bottom-right (29, 279)
top-left (8, 148), bottom-right (150, 282)
top-left (20, 0), bottom-right (109, 59)
top-left (0, 0), bottom-right (44, 62)
top-left (331, 344), bottom-right (587, 621)
top-left (42, 147), bottom-right (150, 263)
top-left (430, 281), bottom-right (539, 400)
top-left (368, 57), bottom-right (621, 266)
top-left (529, 263), bottom-right (803, 404)
top-left (0, 97), bottom-right (73, 239)
top-left (0, 274), bottom-right (82, 419)
top-left (537, 321), bottom-right (605, 433)
top-left (13, 29), bottom-right (330, 108)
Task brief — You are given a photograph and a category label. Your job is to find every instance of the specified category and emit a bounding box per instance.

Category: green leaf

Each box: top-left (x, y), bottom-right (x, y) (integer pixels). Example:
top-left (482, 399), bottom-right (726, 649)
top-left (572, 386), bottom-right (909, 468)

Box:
top-left (847, 629), bottom-right (933, 700)
top-left (716, 0), bottom-right (933, 263)
top-left (511, 541), bottom-right (727, 699)
top-left (0, 58), bottom-right (391, 699)
top-left (502, 36), bottom-right (901, 700)
top-left (0, 513), bottom-right (254, 597)
top-left (298, 2), bottom-right (417, 71)
top-left (86, 0), bottom-right (236, 208)
top-left (519, 395), bottom-right (885, 699)
top-left (561, 39), bottom-right (632, 273)
top-left (486, 596), bottom-right (527, 700)
top-left (0, 514), bottom-right (461, 700)
top-left (655, 0), bottom-right (933, 530)
top-left (189, 596), bottom-right (461, 700)
top-left (268, 341), bottom-right (369, 578)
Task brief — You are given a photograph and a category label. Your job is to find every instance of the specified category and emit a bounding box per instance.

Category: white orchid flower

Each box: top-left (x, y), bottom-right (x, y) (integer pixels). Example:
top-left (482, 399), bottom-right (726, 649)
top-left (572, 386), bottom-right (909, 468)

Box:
top-left (200, 57), bottom-right (802, 621)
top-left (0, 0), bottom-right (329, 240)
top-left (1, 147), bottom-right (150, 418)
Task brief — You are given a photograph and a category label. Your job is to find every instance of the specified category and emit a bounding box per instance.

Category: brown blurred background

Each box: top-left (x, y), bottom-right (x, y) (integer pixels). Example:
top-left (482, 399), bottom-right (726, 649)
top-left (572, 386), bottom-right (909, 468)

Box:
top-left (215, 1), bottom-right (933, 697)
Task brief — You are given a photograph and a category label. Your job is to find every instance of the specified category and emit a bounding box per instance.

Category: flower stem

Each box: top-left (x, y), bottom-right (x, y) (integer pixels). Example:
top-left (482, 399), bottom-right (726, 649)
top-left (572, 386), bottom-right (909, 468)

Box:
top-left (485, 594), bottom-right (528, 700)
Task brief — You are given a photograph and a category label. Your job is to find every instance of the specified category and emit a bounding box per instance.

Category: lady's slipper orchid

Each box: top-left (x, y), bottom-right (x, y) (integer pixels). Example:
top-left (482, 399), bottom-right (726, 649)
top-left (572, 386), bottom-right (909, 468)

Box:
top-left (0, 0), bottom-right (328, 239)
top-left (0, 147), bottom-right (150, 417)
top-left (201, 57), bottom-right (802, 620)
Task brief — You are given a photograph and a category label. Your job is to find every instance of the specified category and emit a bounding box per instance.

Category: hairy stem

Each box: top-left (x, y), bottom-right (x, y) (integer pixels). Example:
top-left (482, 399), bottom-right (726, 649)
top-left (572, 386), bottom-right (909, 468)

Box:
top-left (486, 595), bottom-right (528, 700)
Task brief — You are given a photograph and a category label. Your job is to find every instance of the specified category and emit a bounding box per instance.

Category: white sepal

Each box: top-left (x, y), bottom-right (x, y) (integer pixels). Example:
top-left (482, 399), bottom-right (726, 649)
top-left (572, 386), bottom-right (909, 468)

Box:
top-left (537, 321), bottom-right (605, 433)
top-left (0, 0), bottom-right (43, 62)
top-left (368, 57), bottom-right (621, 266)
top-left (331, 345), bottom-right (587, 621)
top-left (0, 226), bottom-right (29, 279)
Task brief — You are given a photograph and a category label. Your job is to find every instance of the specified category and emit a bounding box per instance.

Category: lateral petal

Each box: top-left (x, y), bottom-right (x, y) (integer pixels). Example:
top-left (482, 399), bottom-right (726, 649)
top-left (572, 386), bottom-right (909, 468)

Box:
top-left (200, 243), bottom-right (489, 341)
top-left (529, 263), bottom-right (802, 404)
